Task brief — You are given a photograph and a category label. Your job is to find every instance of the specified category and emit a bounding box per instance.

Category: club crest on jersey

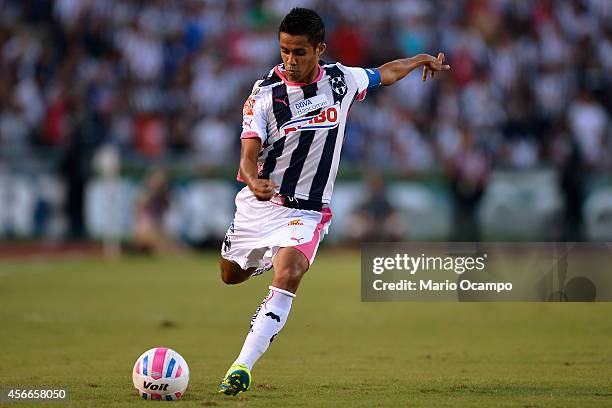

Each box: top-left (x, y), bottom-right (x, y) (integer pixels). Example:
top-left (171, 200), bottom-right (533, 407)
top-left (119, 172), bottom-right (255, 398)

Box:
top-left (331, 76), bottom-right (347, 95)
top-left (293, 94), bottom-right (329, 116)
top-left (281, 103), bottom-right (340, 136)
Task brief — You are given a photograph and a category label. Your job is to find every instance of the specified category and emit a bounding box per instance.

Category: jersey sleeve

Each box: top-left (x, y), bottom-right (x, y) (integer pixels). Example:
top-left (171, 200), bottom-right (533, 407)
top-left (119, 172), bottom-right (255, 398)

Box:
top-left (240, 81), bottom-right (268, 142)
top-left (343, 66), bottom-right (382, 101)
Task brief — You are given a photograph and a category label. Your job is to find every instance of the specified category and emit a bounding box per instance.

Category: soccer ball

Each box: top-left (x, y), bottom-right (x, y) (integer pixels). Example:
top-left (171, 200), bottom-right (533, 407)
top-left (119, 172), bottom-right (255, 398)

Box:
top-left (132, 347), bottom-right (189, 401)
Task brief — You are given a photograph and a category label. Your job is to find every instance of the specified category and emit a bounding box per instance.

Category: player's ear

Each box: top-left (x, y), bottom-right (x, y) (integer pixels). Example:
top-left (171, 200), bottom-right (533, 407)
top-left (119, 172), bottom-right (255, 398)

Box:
top-left (316, 42), bottom-right (326, 58)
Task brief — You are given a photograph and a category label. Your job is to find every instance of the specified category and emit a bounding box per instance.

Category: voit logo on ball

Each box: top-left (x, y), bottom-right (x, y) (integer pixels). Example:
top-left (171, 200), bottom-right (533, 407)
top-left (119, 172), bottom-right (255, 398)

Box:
top-left (132, 347), bottom-right (190, 401)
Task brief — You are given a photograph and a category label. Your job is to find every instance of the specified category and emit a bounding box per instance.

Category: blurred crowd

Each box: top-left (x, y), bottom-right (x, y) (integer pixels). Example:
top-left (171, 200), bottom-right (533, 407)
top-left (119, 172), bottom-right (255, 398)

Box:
top-left (0, 0), bottom-right (611, 242)
top-left (1, 0), bottom-right (610, 174)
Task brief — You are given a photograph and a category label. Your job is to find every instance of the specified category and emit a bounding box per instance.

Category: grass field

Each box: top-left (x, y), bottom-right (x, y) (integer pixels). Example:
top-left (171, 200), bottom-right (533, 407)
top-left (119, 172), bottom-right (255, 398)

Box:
top-left (1, 249), bottom-right (611, 407)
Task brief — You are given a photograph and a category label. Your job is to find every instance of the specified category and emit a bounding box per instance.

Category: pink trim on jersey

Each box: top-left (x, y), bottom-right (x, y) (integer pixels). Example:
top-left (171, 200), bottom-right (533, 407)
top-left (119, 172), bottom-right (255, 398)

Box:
top-left (150, 347), bottom-right (168, 380)
top-left (274, 64), bottom-right (323, 86)
top-left (293, 207), bottom-right (332, 270)
top-left (356, 89), bottom-right (367, 101)
top-left (240, 131), bottom-right (260, 139)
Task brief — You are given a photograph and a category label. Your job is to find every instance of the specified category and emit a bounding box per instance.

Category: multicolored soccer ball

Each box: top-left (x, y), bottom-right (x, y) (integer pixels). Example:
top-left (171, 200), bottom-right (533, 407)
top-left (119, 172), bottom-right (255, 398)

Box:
top-left (132, 347), bottom-right (189, 401)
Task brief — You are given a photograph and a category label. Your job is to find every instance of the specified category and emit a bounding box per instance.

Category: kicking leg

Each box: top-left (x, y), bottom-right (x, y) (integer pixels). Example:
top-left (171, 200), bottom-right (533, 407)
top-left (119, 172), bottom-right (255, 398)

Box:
top-left (219, 247), bottom-right (308, 395)
top-left (270, 247), bottom-right (309, 293)
top-left (233, 248), bottom-right (307, 368)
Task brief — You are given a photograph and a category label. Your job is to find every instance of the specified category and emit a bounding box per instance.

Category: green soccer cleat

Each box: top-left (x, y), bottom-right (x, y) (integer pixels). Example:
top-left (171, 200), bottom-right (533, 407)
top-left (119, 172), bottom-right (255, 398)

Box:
top-left (218, 363), bottom-right (251, 395)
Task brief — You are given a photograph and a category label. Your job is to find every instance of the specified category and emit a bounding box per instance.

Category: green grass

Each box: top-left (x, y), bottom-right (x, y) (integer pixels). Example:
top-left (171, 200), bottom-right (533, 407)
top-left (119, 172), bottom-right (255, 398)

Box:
top-left (1, 249), bottom-right (612, 407)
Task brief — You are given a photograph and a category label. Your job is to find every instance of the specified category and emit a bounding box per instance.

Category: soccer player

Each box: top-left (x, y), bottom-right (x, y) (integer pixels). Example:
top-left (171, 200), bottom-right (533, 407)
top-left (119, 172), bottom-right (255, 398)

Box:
top-left (218, 7), bottom-right (450, 395)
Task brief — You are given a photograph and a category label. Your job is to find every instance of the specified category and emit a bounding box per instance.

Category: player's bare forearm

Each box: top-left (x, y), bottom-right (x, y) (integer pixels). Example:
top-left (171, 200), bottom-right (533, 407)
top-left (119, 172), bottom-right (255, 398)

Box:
top-left (377, 55), bottom-right (426, 85)
top-left (377, 53), bottom-right (450, 86)
top-left (239, 138), bottom-right (261, 186)
top-left (239, 138), bottom-right (278, 200)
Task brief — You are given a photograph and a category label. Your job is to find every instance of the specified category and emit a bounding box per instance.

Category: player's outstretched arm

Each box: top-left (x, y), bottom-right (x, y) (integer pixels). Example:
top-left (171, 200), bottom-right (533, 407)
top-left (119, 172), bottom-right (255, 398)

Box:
top-left (239, 138), bottom-right (278, 201)
top-left (377, 52), bottom-right (450, 86)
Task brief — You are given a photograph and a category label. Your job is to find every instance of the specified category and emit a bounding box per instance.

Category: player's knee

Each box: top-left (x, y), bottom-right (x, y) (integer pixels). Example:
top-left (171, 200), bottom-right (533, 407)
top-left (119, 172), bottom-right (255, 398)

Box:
top-left (219, 261), bottom-right (245, 285)
top-left (274, 262), bottom-right (306, 286)
top-left (220, 269), bottom-right (239, 285)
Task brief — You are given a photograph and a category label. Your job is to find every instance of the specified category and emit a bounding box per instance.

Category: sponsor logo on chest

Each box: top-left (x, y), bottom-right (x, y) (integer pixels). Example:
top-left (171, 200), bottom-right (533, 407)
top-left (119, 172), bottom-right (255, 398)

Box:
top-left (280, 103), bottom-right (340, 136)
top-left (293, 94), bottom-right (330, 116)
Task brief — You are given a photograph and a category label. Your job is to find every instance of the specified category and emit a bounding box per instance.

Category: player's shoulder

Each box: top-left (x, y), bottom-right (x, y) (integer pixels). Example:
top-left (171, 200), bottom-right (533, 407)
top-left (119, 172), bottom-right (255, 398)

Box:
top-left (250, 66), bottom-right (283, 93)
top-left (320, 60), bottom-right (362, 80)
top-left (320, 59), bottom-right (344, 74)
top-left (320, 59), bottom-right (339, 68)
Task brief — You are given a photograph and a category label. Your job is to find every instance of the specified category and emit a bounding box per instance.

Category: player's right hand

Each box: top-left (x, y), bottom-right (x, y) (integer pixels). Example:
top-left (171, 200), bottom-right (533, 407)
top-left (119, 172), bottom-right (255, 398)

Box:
top-left (248, 179), bottom-right (278, 201)
top-left (422, 52), bottom-right (450, 81)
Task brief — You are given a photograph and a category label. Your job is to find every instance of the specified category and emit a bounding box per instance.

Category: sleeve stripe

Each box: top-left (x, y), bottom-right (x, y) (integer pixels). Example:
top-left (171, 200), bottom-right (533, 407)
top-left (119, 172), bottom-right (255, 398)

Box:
top-left (240, 131), bottom-right (261, 139)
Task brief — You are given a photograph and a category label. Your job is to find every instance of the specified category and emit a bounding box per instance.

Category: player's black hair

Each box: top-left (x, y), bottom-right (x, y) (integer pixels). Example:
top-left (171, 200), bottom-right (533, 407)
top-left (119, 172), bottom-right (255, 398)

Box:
top-left (278, 8), bottom-right (325, 48)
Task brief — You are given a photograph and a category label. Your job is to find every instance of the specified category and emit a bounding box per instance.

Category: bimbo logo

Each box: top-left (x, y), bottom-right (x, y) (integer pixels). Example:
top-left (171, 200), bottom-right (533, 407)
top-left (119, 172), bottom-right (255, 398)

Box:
top-left (281, 104), bottom-right (340, 136)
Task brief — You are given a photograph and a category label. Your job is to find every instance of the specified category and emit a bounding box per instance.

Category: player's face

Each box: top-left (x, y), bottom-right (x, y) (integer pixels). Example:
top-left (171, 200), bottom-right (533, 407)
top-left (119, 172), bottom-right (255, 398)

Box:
top-left (279, 32), bottom-right (325, 84)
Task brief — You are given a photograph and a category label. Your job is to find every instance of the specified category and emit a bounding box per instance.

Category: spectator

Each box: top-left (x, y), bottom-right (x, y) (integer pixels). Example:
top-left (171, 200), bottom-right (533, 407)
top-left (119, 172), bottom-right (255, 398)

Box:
top-left (344, 173), bottom-right (406, 242)
top-left (567, 87), bottom-right (608, 166)
top-left (447, 127), bottom-right (489, 241)
top-left (132, 168), bottom-right (182, 255)
top-left (0, 0), bottom-right (608, 175)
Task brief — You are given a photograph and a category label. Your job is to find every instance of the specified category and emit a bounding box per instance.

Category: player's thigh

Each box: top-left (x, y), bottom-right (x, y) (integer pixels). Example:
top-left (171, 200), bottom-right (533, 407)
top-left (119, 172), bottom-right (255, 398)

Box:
top-left (222, 188), bottom-right (273, 269)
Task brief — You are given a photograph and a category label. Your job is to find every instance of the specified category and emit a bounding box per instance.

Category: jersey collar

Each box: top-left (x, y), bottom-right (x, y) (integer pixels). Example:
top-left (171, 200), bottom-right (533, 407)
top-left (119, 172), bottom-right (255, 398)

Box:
top-left (274, 64), bottom-right (323, 87)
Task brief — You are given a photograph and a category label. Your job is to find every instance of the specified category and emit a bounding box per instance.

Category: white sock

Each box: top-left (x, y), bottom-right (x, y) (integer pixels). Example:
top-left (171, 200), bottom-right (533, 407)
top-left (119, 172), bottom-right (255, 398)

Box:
top-left (233, 286), bottom-right (295, 371)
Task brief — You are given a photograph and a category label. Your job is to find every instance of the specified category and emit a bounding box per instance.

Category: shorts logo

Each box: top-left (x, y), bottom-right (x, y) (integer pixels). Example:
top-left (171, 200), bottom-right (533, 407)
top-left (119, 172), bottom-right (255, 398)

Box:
top-left (222, 221), bottom-right (234, 253)
top-left (289, 219), bottom-right (305, 243)
top-left (223, 235), bottom-right (231, 252)
top-left (331, 76), bottom-right (347, 95)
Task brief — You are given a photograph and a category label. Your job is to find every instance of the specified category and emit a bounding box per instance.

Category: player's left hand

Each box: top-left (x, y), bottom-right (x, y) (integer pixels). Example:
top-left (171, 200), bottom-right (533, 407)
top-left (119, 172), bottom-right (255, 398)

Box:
top-left (422, 52), bottom-right (450, 81)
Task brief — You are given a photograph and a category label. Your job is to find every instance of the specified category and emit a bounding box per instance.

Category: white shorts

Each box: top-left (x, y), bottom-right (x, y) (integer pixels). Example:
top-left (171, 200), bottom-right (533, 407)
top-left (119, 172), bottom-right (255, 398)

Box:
top-left (221, 187), bottom-right (332, 270)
